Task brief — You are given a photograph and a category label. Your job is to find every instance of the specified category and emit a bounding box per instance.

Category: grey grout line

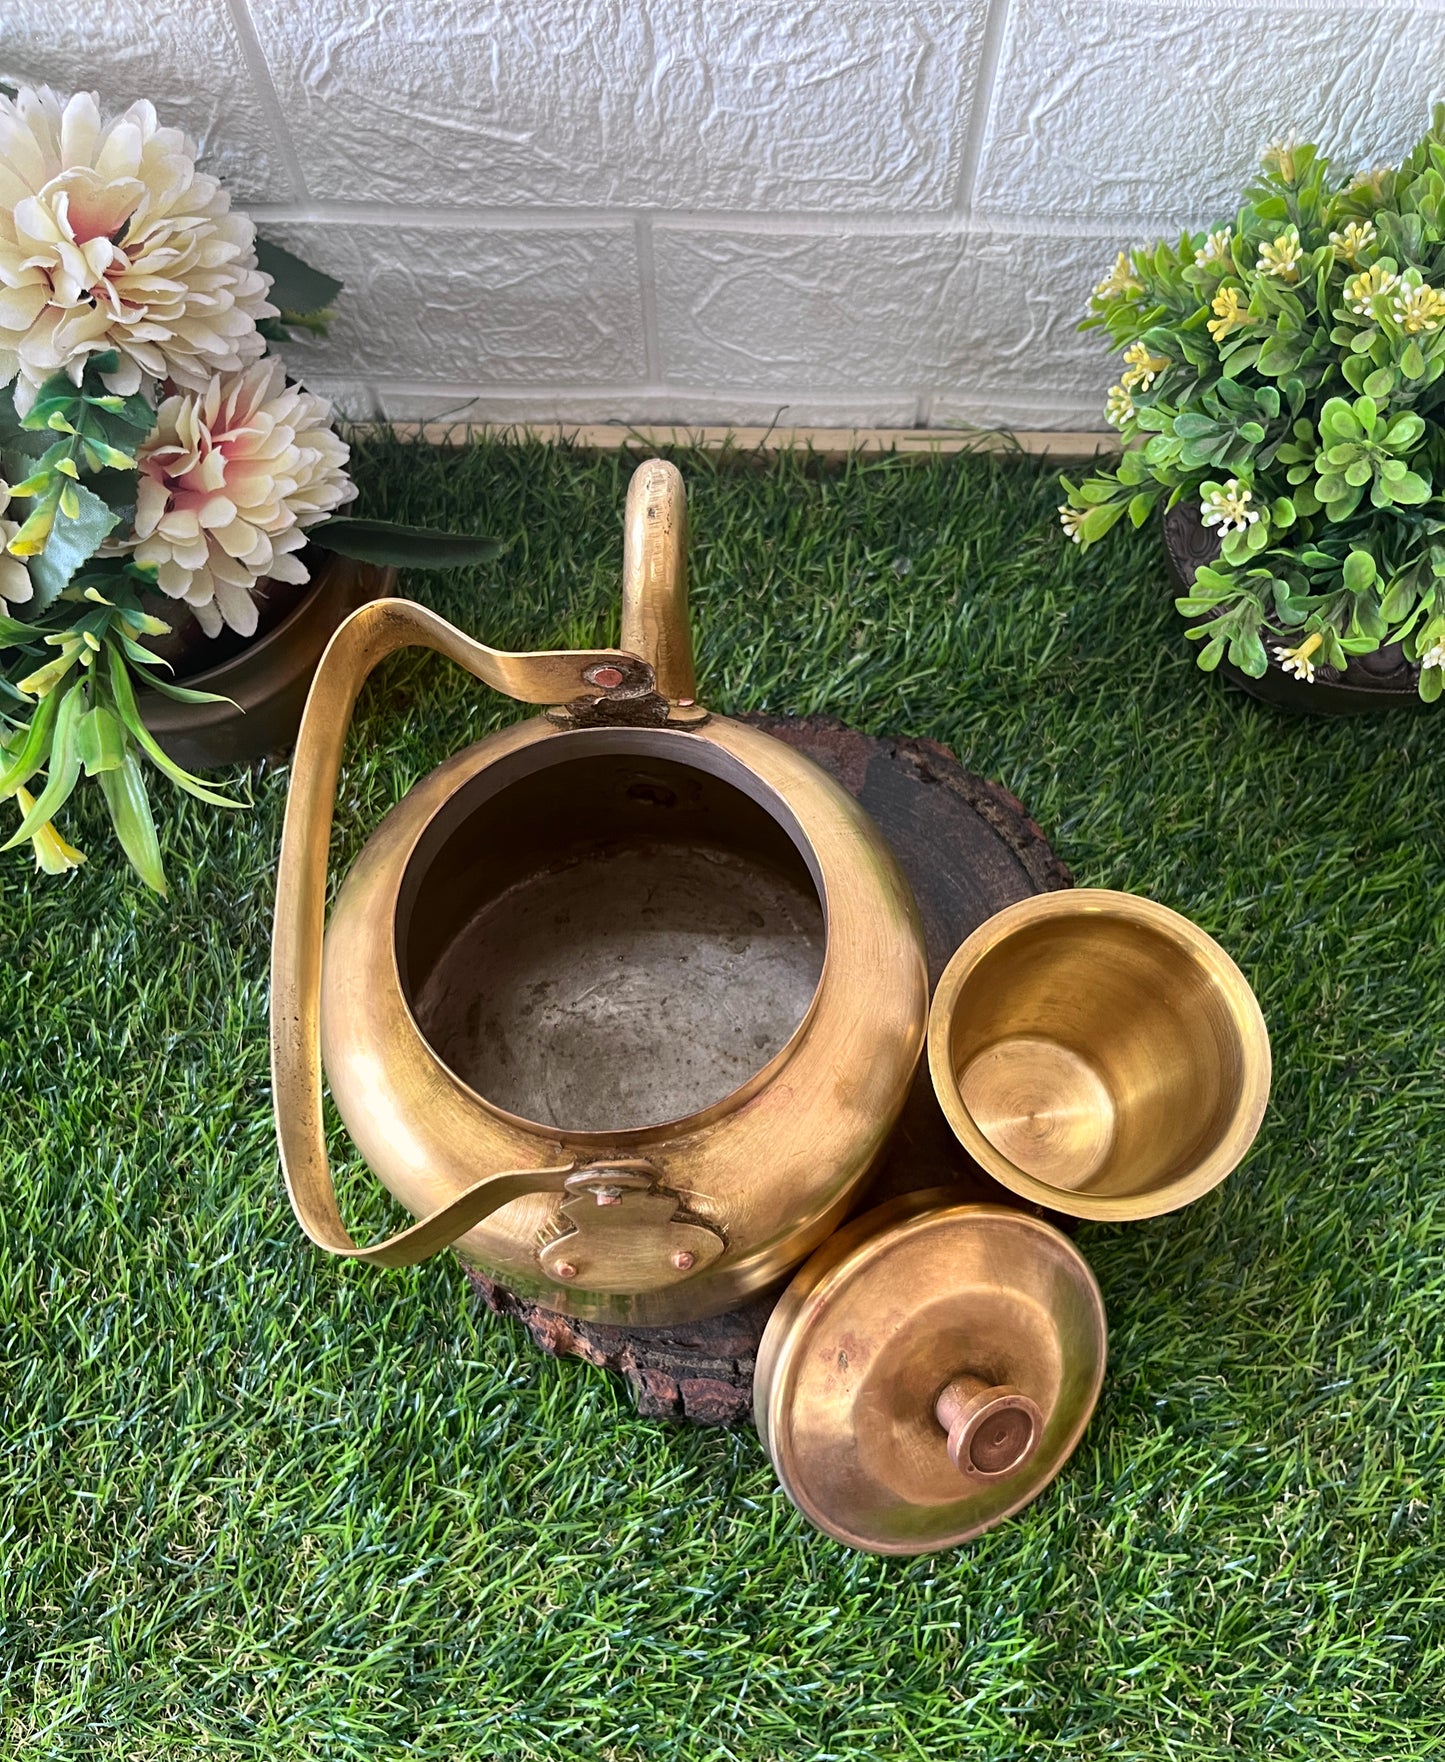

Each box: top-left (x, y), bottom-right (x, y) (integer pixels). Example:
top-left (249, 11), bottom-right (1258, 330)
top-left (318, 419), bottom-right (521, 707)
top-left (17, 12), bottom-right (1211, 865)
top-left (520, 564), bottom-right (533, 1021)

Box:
top-left (951, 0), bottom-right (1015, 219)
top-left (297, 371), bottom-right (1101, 417)
top-left (240, 202), bottom-right (1154, 243)
top-left (635, 217), bottom-right (663, 382)
top-left (223, 0), bottom-right (310, 204)
top-left (916, 390), bottom-right (936, 428)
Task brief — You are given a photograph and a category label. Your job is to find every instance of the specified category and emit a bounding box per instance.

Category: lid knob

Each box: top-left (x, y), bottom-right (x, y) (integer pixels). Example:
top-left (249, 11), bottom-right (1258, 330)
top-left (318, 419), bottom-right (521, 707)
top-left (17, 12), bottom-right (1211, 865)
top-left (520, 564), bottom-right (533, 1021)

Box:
top-left (935, 1376), bottom-right (1044, 1479)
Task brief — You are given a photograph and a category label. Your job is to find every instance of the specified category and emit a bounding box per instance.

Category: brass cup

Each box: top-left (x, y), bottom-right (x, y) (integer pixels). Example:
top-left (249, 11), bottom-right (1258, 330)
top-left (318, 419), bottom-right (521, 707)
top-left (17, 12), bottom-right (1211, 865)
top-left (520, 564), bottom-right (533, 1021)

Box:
top-left (928, 890), bottom-right (1270, 1222)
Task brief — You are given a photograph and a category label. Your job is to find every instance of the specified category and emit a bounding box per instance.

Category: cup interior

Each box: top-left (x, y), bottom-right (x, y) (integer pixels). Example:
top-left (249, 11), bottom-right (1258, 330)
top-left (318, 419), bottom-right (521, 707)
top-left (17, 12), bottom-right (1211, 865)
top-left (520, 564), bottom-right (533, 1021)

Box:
top-left (938, 906), bottom-right (1260, 1205)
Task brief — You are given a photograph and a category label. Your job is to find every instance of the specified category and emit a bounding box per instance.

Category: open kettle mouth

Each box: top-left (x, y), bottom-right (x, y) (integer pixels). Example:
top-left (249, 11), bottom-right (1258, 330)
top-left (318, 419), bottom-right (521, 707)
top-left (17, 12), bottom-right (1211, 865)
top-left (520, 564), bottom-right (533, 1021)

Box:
top-left (393, 725), bottom-right (830, 1141)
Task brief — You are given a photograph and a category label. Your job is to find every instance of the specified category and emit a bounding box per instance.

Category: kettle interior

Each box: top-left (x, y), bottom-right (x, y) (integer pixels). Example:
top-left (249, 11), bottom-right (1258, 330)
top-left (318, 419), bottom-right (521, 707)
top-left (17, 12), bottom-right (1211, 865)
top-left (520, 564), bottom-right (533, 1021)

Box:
top-left (395, 727), bottom-right (827, 1135)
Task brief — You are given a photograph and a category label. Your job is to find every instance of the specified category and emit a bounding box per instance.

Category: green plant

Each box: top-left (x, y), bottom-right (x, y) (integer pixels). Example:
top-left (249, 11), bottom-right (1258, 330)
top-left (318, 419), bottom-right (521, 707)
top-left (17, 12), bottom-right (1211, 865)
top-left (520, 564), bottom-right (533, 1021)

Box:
top-left (1060, 106), bottom-right (1445, 699)
top-left (0, 83), bottom-right (500, 890)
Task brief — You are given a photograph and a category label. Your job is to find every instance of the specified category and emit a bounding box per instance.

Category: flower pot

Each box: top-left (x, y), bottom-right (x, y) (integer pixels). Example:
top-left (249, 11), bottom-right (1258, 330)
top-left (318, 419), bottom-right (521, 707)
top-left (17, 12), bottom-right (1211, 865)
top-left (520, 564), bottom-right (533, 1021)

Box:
top-left (1160, 503), bottom-right (1421, 715)
top-left (137, 552), bottom-right (395, 770)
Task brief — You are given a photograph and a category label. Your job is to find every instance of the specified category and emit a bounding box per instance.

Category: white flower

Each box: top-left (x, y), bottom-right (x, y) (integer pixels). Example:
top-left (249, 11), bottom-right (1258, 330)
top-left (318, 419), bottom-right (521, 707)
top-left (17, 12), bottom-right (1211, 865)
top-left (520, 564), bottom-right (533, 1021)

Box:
top-left (1058, 503), bottom-right (1086, 543)
top-left (1194, 228), bottom-right (1233, 269)
top-left (1345, 265), bottom-right (1400, 316)
top-left (1121, 340), bottom-right (1168, 390)
top-left (0, 479), bottom-right (33, 604)
top-left (1272, 632), bottom-right (1323, 683)
top-left (1391, 281), bottom-right (1445, 335)
top-left (1256, 227), bottom-right (1303, 282)
top-left (1200, 479), bottom-right (1259, 534)
top-left (132, 359), bottom-right (354, 638)
top-left (1328, 219), bottom-right (1377, 266)
top-left (1104, 383), bottom-right (1134, 427)
top-left (1421, 639), bottom-right (1445, 670)
top-left (0, 86), bottom-right (275, 412)
top-left (1093, 251), bottom-right (1143, 299)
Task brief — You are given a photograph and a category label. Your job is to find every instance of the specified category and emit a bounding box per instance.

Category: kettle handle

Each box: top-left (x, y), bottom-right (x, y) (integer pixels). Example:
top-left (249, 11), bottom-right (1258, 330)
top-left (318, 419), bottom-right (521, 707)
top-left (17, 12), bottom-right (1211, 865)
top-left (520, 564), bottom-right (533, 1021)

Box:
top-left (621, 457), bottom-right (696, 703)
top-left (270, 594), bottom-right (661, 1265)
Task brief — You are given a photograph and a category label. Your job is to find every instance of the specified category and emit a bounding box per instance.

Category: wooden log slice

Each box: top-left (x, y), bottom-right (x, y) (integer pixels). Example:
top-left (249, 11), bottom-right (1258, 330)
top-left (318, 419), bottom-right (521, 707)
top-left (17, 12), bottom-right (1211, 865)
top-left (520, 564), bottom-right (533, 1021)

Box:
top-left (468, 714), bottom-right (1072, 1426)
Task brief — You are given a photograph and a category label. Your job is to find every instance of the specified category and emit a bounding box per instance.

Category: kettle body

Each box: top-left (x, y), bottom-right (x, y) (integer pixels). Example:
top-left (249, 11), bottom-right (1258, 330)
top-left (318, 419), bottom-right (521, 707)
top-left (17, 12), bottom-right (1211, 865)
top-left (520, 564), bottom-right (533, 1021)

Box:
top-left (272, 461), bottom-right (928, 1325)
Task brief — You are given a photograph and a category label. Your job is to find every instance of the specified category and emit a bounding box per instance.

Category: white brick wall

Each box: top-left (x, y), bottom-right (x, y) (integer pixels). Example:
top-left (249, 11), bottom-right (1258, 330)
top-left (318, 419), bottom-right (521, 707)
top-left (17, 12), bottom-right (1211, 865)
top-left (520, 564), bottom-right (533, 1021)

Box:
top-left (6, 1), bottom-right (1443, 430)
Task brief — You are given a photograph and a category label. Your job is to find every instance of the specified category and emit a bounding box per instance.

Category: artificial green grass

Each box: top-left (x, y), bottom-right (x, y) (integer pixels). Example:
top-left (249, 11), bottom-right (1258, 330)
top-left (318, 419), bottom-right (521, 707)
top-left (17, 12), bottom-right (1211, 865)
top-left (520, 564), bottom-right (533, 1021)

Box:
top-left (3, 438), bottom-right (1443, 1760)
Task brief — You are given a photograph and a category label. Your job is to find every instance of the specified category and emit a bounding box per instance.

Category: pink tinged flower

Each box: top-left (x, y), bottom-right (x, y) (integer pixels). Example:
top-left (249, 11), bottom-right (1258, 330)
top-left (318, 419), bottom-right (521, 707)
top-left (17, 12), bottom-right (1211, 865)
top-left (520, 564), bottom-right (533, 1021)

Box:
top-left (0, 86), bottom-right (277, 410)
top-left (132, 358), bottom-right (355, 637)
top-left (0, 479), bottom-right (34, 604)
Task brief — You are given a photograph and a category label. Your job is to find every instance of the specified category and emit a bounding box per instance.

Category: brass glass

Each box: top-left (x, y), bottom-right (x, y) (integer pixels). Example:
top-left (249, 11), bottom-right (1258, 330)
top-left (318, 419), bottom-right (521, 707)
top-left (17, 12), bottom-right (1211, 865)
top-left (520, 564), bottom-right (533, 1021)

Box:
top-left (754, 1193), bottom-right (1107, 1554)
top-left (270, 460), bottom-right (928, 1323)
top-left (929, 890), bottom-right (1271, 1221)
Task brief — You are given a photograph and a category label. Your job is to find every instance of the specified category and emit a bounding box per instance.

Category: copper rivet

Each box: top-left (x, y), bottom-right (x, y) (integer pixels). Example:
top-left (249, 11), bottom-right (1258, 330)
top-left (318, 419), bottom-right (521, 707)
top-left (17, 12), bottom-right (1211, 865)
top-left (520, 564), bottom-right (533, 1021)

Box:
top-left (588, 665), bottom-right (625, 689)
top-left (677, 697), bottom-right (696, 707)
top-left (554, 1262), bottom-right (578, 1280)
top-left (672, 1250), bottom-right (695, 1271)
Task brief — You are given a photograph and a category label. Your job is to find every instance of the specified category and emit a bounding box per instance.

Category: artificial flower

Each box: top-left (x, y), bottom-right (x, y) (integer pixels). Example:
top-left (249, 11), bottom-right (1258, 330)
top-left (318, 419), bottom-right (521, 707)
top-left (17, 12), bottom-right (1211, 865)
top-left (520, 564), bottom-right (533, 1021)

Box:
top-left (1421, 638), bottom-right (1445, 671)
top-left (1272, 633), bottom-right (1322, 682)
top-left (0, 86), bottom-right (275, 411)
top-left (1263, 135), bottom-right (1300, 183)
top-left (1093, 251), bottom-right (1143, 299)
top-left (1194, 228), bottom-right (1233, 270)
top-left (1391, 280), bottom-right (1445, 335)
top-left (1328, 219), bottom-right (1377, 266)
top-left (1104, 383), bottom-right (1135, 427)
top-left (1207, 286), bottom-right (1255, 342)
top-left (1256, 227), bottom-right (1303, 281)
top-left (14, 785), bottom-right (85, 872)
top-left (1121, 341), bottom-right (1167, 390)
top-left (132, 358), bottom-right (354, 637)
top-left (0, 481), bottom-right (33, 604)
top-left (1200, 479), bottom-right (1259, 534)
top-left (1344, 264), bottom-right (1400, 315)
top-left (1058, 504), bottom-right (1086, 543)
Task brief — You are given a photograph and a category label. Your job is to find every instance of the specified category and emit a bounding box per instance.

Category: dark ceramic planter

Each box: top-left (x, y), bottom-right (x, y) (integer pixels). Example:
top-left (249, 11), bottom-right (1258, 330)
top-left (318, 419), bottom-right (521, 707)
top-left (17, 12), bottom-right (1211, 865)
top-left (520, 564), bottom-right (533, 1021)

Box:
top-left (1161, 503), bottom-right (1421, 716)
top-left (138, 553), bottom-right (395, 770)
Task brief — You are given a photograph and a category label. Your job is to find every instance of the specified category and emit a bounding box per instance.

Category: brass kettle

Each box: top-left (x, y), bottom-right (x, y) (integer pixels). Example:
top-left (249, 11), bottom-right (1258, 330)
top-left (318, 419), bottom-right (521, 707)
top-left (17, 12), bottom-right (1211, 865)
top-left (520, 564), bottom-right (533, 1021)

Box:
top-left (271, 461), bottom-right (929, 1325)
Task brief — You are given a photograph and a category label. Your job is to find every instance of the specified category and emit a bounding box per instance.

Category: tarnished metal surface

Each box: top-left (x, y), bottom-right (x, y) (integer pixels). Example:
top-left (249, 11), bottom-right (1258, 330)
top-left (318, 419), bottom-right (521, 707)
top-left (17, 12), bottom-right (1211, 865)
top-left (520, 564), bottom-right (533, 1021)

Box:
top-left (414, 836), bottom-right (824, 1131)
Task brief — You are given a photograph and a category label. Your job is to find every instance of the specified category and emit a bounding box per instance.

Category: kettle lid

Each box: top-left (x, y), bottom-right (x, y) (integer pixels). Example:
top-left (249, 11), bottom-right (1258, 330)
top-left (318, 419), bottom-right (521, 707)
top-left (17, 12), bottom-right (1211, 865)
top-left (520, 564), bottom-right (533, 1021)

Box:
top-left (754, 1191), bottom-right (1106, 1554)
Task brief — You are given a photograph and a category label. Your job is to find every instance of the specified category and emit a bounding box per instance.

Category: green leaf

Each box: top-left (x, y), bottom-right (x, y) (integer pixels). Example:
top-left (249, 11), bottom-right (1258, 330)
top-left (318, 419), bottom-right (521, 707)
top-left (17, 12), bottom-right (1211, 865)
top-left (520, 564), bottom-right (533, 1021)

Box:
top-left (77, 702), bottom-right (127, 775)
top-left (0, 687), bottom-right (60, 800)
top-left (131, 667), bottom-right (234, 707)
top-left (97, 748), bottom-right (167, 895)
top-left (1076, 502), bottom-right (1126, 545)
top-left (1401, 338), bottom-right (1426, 378)
top-left (254, 236), bottom-right (343, 318)
top-left (306, 518), bottom-right (509, 569)
top-left (1421, 663), bottom-right (1444, 702)
top-left (0, 611), bottom-right (42, 645)
top-left (1381, 578), bottom-right (1416, 621)
top-left (1343, 550), bottom-right (1377, 593)
top-left (1384, 470), bottom-right (1432, 506)
top-left (1385, 410), bottom-right (1426, 450)
top-left (1230, 627), bottom-right (1269, 677)
top-left (1197, 633), bottom-right (1227, 671)
top-left (1, 679), bottom-right (84, 848)
top-left (105, 645), bottom-right (246, 809)
top-left (26, 481), bottom-right (121, 610)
